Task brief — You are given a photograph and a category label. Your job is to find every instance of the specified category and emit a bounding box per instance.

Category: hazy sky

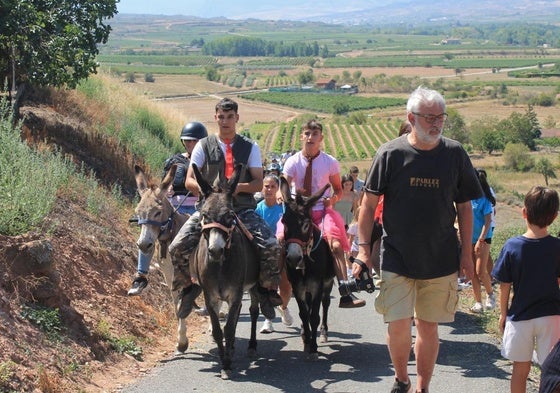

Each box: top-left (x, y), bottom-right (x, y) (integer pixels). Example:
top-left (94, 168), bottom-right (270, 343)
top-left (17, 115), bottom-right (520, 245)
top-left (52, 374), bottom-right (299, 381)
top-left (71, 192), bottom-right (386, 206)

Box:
top-left (117, 0), bottom-right (209, 16)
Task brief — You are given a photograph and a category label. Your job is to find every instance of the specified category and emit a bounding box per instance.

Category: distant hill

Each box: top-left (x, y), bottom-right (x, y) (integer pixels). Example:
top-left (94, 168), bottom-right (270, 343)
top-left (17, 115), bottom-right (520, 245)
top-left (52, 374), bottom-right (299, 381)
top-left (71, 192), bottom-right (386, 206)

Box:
top-left (119, 0), bottom-right (560, 25)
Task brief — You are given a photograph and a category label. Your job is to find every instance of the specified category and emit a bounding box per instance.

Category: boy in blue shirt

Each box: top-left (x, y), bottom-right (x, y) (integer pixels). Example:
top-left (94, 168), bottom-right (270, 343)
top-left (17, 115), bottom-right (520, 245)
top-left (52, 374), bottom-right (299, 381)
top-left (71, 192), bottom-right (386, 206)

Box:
top-left (492, 186), bottom-right (560, 393)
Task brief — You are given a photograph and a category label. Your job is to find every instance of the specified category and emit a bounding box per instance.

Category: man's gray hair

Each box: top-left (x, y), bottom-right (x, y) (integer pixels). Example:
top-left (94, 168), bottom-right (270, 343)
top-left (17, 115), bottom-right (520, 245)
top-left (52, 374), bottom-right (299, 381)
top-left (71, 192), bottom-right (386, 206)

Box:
top-left (406, 86), bottom-right (446, 113)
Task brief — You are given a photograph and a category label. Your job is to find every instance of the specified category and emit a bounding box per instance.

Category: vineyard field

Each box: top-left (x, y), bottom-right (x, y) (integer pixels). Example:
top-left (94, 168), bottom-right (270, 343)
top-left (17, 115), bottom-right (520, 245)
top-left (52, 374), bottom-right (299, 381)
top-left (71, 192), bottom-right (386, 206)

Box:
top-left (240, 91), bottom-right (406, 114)
top-left (258, 118), bottom-right (402, 161)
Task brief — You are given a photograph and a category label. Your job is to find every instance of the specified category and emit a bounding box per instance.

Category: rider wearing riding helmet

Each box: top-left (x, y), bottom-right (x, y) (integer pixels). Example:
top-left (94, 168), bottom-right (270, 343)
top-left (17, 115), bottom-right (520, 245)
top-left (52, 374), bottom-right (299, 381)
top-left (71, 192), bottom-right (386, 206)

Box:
top-left (128, 121), bottom-right (208, 296)
top-left (267, 162), bottom-right (282, 177)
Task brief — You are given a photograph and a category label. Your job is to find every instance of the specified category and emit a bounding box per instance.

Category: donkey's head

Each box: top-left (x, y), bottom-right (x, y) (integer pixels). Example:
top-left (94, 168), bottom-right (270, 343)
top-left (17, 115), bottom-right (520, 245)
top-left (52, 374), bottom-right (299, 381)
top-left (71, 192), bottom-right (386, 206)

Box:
top-left (134, 164), bottom-right (176, 254)
top-left (193, 163), bottom-right (242, 261)
top-left (279, 176), bottom-right (329, 269)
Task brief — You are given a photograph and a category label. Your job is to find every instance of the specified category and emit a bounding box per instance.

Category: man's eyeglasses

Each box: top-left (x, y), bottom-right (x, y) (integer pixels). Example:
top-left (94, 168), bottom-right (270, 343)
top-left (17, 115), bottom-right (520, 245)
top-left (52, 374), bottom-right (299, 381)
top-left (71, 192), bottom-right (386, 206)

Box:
top-left (412, 112), bottom-right (448, 124)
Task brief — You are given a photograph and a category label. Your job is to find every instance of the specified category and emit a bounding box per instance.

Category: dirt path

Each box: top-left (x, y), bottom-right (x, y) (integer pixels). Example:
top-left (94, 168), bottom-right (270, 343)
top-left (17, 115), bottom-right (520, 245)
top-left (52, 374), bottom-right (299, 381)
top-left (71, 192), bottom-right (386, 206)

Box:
top-left (324, 124), bottom-right (339, 157)
top-left (331, 123), bottom-right (350, 158)
top-left (356, 124), bottom-right (377, 152)
top-left (341, 124), bottom-right (360, 156)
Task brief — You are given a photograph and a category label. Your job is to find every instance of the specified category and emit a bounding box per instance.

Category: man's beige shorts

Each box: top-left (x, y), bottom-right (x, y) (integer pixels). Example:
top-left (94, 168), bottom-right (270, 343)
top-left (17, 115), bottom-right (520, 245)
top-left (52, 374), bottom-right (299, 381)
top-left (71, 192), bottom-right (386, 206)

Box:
top-left (374, 270), bottom-right (459, 323)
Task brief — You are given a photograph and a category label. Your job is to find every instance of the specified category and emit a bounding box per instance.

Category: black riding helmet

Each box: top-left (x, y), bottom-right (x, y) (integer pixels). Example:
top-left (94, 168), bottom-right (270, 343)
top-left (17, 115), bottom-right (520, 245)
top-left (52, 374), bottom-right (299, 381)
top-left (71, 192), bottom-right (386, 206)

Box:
top-left (180, 121), bottom-right (208, 141)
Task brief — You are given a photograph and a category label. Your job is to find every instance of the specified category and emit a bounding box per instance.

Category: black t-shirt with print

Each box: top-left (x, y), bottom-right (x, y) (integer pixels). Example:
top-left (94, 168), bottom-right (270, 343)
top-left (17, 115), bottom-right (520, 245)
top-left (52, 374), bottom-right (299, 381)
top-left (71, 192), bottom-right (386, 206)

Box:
top-left (364, 135), bottom-right (482, 279)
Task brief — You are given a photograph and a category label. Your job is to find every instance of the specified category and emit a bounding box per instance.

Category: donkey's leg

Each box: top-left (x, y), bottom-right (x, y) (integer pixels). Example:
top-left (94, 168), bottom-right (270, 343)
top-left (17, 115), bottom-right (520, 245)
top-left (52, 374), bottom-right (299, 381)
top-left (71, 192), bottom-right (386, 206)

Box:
top-left (159, 252), bottom-right (190, 354)
top-left (221, 296), bottom-right (242, 379)
top-left (307, 296), bottom-right (322, 360)
top-left (247, 288), bottom-right (260, 358)
top-left (206, 294), bottom-right (225, 369)
top-left (176, 318), bottom-right (188, 354)
top-left (319, 280), bottom-right (333, 343)
top-left (296, 296), bottom-right (312, 354)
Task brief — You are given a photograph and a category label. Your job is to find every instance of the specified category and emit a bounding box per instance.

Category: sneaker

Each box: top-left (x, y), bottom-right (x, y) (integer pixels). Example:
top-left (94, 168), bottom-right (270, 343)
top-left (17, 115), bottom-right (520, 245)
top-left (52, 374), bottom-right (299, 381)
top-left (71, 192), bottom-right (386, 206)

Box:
top-left (390, 378), bottom-right (412, 393)
top-left (176, 284), bottom-right (202, 319)
top-left (259, 319), bottom-right (274, 334)
top-left (470, 302), bottom-right (484, 314)
top-left (278, 307), bottom-right (293, 326)
top-left (485, 292), bottom-right (496, 310)
top-left (339, 294), bottom-right (366, 308)
top-left (127, 275), bottom-right (148, 296)
top-left (457, 280), bottom-right (472, 291)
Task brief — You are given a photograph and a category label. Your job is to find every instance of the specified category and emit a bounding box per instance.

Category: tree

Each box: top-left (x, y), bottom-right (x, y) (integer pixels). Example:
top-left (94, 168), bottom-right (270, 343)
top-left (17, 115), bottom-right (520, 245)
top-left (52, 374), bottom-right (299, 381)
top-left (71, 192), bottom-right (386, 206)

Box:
top-left (444, 108), bottom-right (469, 145)
top-left (333, 102), bottom-right (350, 115)
top-left (525, 104), bottom-right (542, 139)
top-left (0, 0), bottom-right (118, 91)
top-left (205, 65), bottom-right (219, 82)
top-left (470, 116), bottom-right (505, 154)
top-left (352, 70), bottom-right (362, 83)
top-left (500, 111), bottom-right (538, 150)
top-left (297, 69), bottom-right (314, 85)
top-left (535, 158), bottom-right (556, 186)
top-left (503, 143), bottom-right (534, 172)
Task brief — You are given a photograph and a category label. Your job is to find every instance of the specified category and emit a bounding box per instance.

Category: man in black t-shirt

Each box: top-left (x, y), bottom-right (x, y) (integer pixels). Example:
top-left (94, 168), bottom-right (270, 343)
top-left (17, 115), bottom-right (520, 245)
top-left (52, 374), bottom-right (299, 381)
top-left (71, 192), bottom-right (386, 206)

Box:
top-left (354, 87), bottom-right (482, 393)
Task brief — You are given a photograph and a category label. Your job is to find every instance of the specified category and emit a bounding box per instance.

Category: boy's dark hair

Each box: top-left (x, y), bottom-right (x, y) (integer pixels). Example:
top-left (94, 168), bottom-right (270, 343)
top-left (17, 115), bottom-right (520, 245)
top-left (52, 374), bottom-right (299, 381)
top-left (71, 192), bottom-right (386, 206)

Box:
top-left (215, 98), bottom-right (238, 113)
top-left (524, 186), bottom-right (559, 228)
top-left (303, 119), bottom-right (322, 132)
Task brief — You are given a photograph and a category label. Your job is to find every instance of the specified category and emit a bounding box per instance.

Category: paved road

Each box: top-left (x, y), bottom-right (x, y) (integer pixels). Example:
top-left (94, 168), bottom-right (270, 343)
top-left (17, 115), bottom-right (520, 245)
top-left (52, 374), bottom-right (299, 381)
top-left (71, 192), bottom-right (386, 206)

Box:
top-left (121, 292), bottom-right (538, 393)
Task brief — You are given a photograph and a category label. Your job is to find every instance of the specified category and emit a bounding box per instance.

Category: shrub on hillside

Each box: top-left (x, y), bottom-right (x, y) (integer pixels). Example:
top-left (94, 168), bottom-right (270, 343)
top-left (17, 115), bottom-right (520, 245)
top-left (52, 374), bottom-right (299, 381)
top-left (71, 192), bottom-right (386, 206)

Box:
top-left (0, 96), bottom-right (72, 235)
top-left (503, 143), bottom-right (534, 172)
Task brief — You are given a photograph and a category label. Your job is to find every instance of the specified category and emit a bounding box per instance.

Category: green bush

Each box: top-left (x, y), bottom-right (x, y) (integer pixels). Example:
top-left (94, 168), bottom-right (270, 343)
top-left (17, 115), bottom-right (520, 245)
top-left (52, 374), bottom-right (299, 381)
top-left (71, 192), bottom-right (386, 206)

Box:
top-left (503, 143), bottom-right (534, 171)
top-left (21, 305), bottom-right (63, 342)
top-left (0, 361), bottom-right (16, 388)
top-left (0, 96), bottom-right (73, 235)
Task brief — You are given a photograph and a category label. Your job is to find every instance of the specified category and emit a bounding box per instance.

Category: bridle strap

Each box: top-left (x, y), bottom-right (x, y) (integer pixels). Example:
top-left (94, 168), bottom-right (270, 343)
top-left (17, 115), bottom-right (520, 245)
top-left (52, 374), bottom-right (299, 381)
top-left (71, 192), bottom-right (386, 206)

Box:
top-left (137, 217), bottom-right (173, 239)
top-left (285, 222), bottom-right (320, 256)
top-left (201, 221), bottom-right (234, 249)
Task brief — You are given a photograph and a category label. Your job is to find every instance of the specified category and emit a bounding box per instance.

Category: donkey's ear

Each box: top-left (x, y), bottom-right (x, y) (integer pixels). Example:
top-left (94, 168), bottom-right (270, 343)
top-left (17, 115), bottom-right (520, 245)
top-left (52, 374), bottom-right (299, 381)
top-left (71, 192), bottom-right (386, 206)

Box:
top-left (135, 164), bottom-right (149, 195)
top-left (161, 164), bottom-right (177, 192)
top-left (192, 163), bottom-right (213, 198)
top-left (279, 176), bottom-right (292, 202)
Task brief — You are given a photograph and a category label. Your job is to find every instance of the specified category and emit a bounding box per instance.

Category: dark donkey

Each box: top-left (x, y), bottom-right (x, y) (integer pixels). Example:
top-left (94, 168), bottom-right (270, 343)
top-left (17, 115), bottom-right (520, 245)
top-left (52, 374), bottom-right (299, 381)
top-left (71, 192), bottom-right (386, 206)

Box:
top-left (190, 163), bottom-right (261, 379)
top-left (279, 177), bottom-right (335, 360)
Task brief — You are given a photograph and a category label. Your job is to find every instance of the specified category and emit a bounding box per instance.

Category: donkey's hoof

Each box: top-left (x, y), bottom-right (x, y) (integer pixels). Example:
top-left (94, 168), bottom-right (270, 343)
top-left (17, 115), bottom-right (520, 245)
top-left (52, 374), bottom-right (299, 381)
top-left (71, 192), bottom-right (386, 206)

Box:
top-left (175, 340), bottom-right (189, 354)
top-left (319, 334), bottom-right (328, 343)
top-left (306, 352), bottom-right (319, 361)
top-left (221, 369), bottom-right (233, 380)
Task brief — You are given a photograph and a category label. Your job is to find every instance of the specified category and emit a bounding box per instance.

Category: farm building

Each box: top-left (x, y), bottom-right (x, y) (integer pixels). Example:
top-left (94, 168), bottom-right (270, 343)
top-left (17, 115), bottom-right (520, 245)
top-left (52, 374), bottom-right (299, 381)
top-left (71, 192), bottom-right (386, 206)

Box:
top-left (315, 78), bottom-right (336, 90)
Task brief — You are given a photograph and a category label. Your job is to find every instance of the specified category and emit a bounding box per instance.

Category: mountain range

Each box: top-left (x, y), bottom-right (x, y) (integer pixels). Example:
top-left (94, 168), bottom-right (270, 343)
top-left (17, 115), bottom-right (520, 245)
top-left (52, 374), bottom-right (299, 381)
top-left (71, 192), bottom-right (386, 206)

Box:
top-left (119, 0), bottom-right (560, 25)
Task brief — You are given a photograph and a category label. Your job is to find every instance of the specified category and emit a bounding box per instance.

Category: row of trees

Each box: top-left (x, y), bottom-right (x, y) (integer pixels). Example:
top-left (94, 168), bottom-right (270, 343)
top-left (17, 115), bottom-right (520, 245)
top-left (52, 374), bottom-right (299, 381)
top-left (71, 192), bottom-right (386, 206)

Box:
top-left (201, 37), bottom-right (330, 58)
top-left (382, 22), bottom-right (560, 48)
